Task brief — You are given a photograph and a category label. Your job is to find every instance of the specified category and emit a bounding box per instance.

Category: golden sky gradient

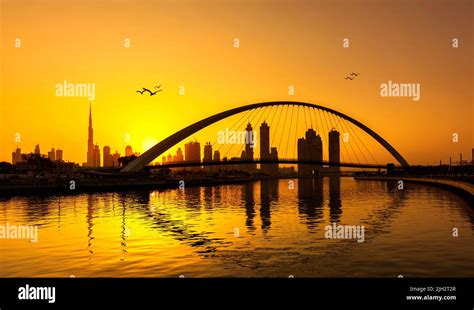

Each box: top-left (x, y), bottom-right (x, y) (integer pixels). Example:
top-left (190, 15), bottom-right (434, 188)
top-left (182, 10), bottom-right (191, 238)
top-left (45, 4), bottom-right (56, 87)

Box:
top-left (1, 0), bottom-right (472, 165)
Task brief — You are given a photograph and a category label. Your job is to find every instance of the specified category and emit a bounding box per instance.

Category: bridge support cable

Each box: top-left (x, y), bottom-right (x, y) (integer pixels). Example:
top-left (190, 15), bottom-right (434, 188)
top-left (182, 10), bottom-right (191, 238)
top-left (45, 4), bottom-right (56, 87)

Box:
top-left (264, 105), bottom-right (280, 159)
top-left (318, 110), bottom-right (346, 161)
top-left (270, 104), bottom-right (284, 147)
top-left (242, 105), bottom-right (270, 158)
top-left (338, 116), bottom-right (372, 165)
top-left (223, 106), bottom-right (269, 160)
top-left (211, 108), bottom-right (252, 149)
top-left (345, 119), bottom-right (379, 165)
top-left (214, 107), bottom-right (255, 152)
top-left (293, 105), bottom-right (301, 159)
top-left (284, 104), bottom-right (295, 159)
top-left (303, 105), bottom-right (308, 129)
top-left (277, 104), bottom-right (289, 155)
top-left (314, 108), bottom-right (329, 159)
top-left (224, 107), bottom-right (267, 157)
top-left (317, 109), bottom-right (330, 146)
top-left (311, 108), bottom-right (327, 161)
top-left (307, 106), bottom-right (313, 129)
top-left (263, 105), bottom-right (278, 157)
top-left (121, 101), bottom-right (410, 172)
top-left (326, 109), bottom-right (335, 129)
top-left (213, 109), bottom-right (255, 161)
top-left (339, 116), bottom-right (368, 164)
top-left (333, 113), bottom-right (361, 164)
top-left (253, 107), bottom-right (270, 157)
top-left (304, 106), bottom-right (310, 129)
top-left (244, 106), bottom-right (270, 158)
top-left (323, 112), bottom-right (352, 162)
top-left (219, 107), bottom-right (261, 159)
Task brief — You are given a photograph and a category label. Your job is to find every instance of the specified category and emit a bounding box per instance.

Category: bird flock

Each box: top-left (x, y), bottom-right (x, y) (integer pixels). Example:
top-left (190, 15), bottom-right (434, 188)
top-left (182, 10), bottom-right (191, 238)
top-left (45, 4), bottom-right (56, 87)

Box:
top-left (345, 72), bottom-right (360, 80)
top-left (137, 85), bottom-right (162, 96)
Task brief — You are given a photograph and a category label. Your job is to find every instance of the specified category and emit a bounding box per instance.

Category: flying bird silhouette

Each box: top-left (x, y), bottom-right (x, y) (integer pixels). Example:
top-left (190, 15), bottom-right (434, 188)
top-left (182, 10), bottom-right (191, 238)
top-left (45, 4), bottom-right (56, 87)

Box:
top-left (350, 72), bottom-right (360, 76)
top-left (137, 86), bottom-right (162, 96)
top-left (345, 76), bottom-right (354, 80)
top-left (142, 88), bottom-right (161, 96)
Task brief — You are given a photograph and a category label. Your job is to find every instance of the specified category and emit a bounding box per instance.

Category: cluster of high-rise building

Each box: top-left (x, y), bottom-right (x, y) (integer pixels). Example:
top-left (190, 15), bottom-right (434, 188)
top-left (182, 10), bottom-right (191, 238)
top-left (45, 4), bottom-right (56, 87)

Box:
top-left (161, 121), bottom-right (280, 175)
top-left (12, 145), bottom-right (64, 165)
top-left (85, 105), bottom-right (137, 168)
top-left (10, 104), bottom-right (341, 175)
top-left (157, 121), bottom-right (343, 177)
top-left (162, 148), bottom-right (184, 164)
top-left (297, 128), bottom-right (340, 175)
top-left (10, 106), bottom-right (342, 174)
top-left (103, 146), bottom-right (121, 167)
top-left (82, 103), bottom-right (341, 173)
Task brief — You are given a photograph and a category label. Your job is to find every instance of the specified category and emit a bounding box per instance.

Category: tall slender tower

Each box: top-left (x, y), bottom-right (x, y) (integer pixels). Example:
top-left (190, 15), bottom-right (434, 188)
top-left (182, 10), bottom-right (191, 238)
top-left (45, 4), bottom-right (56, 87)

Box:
top-left (87, 104), bottom-right (95, 166)
top-left (260, 121), bottom-right (270, 174)
top-left (245, 122), bottom-right (256, 171)
top-left (329, 129), bottom-right (340, 173)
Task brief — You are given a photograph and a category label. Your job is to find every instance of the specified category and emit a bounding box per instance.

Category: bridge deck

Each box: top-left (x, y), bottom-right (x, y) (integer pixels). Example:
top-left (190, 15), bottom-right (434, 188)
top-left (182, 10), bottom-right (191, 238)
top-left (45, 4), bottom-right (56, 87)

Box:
top-left (147, 158), bottom-right (389, 170)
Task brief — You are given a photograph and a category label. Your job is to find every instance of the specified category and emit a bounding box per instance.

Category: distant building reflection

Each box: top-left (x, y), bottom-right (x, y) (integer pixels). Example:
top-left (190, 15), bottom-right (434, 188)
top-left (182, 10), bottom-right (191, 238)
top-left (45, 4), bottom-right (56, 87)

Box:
top-left (115, 193), bottom-right (130, 259)
top-left (203, 186), bottom-right (213, 209)
top-left (86, 194), bottom-right (95, 256)
top-left (242, 182), bottom-right (256, 234)
top-left (134, 190), bottom-right (151, 205)
top-left (184, 187), bottom-right (201, 210)
top-left (24, 196), bottom-right (51, 221)
top-left (297, 178), bottom-right (324, 230)
top-left (120, 196), bottom-right (127, 259)
top-left (329, 176), bottom-right (342, 223)
top-left (213, 186), bottom-right (222, 206)
top-left (259, 179), bottom-right (279, 234)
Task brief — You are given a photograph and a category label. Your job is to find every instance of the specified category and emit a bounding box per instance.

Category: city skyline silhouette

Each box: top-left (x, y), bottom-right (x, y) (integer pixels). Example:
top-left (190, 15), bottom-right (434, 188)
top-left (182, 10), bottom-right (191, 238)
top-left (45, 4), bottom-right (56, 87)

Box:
top-left (1, 0), bottom-right (472, 166)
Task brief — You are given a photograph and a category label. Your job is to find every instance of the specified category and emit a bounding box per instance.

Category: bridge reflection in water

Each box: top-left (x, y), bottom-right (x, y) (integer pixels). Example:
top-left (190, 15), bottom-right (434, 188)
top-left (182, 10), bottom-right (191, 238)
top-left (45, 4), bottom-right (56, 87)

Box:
top-left (0, 177), bottom-right (473, 277)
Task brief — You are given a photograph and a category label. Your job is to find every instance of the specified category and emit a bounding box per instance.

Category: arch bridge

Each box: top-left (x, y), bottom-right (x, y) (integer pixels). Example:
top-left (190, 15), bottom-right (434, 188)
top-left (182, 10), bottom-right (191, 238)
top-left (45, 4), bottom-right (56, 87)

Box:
top-left (122, 101), bottom-right (409, 173)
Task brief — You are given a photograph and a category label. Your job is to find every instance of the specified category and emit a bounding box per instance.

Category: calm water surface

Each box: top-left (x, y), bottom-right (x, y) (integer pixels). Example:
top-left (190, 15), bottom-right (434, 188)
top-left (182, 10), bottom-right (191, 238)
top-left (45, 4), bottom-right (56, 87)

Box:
top-left (0, 177), bottom-right (473, 277)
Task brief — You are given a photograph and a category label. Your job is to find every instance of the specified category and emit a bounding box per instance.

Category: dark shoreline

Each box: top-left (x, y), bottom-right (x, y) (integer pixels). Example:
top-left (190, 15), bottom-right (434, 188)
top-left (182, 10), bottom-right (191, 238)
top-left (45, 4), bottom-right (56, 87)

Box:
top-left (0, 175), bottom-right (298, 197)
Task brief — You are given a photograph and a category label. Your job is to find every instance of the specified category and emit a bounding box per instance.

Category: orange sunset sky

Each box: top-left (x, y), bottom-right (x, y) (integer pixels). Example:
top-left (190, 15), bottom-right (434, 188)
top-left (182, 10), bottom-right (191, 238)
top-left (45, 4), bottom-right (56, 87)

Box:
top-left (0, 0), bottom-right (472, 166)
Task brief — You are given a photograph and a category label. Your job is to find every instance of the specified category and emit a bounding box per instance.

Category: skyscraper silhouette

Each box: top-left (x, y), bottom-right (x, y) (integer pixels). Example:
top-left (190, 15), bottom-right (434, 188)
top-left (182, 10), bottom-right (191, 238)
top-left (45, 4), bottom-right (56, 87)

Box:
top-left (329, 129), bottom-right (340, 173)
top-left (203, 142), bottom-right (213, 162)
top-left (48, 148), bottom-right (56, 161)
top-left (185, 141), bottom-right (201, 162)
top-left (103, 146), bottom-right (113, 167)
top-left (270, 147), bottom-right (279, 176)
top-left (203, 142), bottom-right (213, 172)
top-left (260, 121), bottom-right (270, 175)
top-left (11, 148), bottom-right (22, 164)
top-left (94, 145), bottom-right (101, 167)
top-left (244, 122), bottom-right (256, 171)
top-left (55, 149), bottom-right (63, 162)
top-left (176, 148), bottom-right (184, 162)
top-left (213, 150), bottom-right (220, 161)
top-left (86, 104), bottom-right (96, 166)
top-left (298, 128), bottom-right (322, 176)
